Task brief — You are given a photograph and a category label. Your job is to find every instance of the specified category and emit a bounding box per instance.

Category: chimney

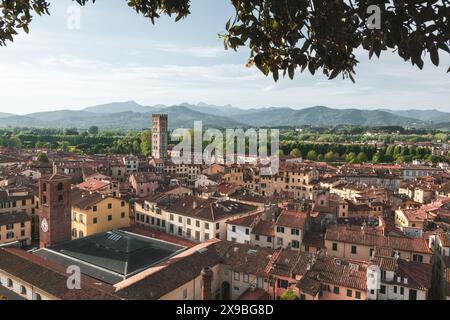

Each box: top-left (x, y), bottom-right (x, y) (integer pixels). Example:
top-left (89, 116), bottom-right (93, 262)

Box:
top-left (201, 266), bottom-right (213, 300)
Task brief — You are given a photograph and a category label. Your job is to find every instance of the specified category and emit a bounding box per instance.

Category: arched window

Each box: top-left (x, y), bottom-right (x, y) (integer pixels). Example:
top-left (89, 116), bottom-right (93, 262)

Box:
top-left (34, 293), bottom-right (42, 300)
top-left (7, 278), bottom-right (13, 287)
top-left (20, 285), bottom-right (27, 295)
top-left (57, 183), bottom-right (63, 191)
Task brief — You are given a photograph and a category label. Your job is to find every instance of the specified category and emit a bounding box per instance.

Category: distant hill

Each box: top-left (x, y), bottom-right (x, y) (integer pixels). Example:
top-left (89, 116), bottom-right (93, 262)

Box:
top-left (0, 102), bottom-right (448, 129)
top-left (82, 101), bottom-right (156, 114)
top-left (380, 109), bottom-right (450, 123)
top-left (0, 106), bottom-right (245, 129)
top-left (0, 112), bottom-right (14, 118)
top-left (231, 106), bottom-right (426, 127)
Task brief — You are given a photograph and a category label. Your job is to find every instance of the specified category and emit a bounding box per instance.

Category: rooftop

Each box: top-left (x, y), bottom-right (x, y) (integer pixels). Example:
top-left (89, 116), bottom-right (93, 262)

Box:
top-left (34, 230), bottom-right (187, 284)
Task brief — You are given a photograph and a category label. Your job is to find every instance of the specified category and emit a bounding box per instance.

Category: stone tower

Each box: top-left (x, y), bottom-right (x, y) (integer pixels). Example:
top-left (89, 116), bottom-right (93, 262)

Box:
top-left (38, 173), bottom-right (72, 248)
top-left (152, 114), bottom-right (168, 160)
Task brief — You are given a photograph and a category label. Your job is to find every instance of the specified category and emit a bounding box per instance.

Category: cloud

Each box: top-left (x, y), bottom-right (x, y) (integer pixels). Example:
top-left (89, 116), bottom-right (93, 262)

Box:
top-left (154, 43), bottom-right (227, 58)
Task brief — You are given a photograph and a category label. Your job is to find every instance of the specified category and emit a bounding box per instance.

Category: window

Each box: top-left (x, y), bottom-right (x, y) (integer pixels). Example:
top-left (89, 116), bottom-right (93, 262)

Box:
top-left (93, 206), bottom-right (97, 212)
top-left (291, 240), bottom-right (300, 248)
top-left (278, 279), bottom-right (288, 289)
top-left (57, 183), bottom-right (63, 191)
top-left (234, 272), bottom-right (240, 281)
top-left (205, 233), bottom-right (210, 240)
top-left (34, 293), bottom-right (42, 300)
top-left (121, 212), bottom-right (125, 219)
top-left (108, 203), bottom-right (112, 209)
top-left (351, 245), bottom-right (357, 254)
top-left (355, 291), bottom-right (361, 299)
top-left (58, 195), bottom-right (63, 202)
top-left (300, 294), bottom-right (306, 300)
top-left (178, 228), bottom-right (182, 236)
top-left (108, 215), bottom-right (112, 221)
top-left (243, 273), bottom-right (249, 283)
top-left (255, 235), bottom-right (260, 241)
top-left (93, 218), bottom-right (97, 224)
top-left (196, 220), bottom-right (200, 227)
top-left (216, 223), bottom-right (220, 229)
top-left (43, 183), bottom-right (47, 192)
top-left (232, 226), bottom-right (236, 232)
top-left (7, 278), bottom-right (13, 287)
top-left (276, 226), bottom-right (285, 233)
top-left (21, 230), bottom-right (25, 237)
top-left (400, 287), bottom-right (404, 295)
top-left (178, 216), bottom-right (183, 223)
top-left (346, 289), bottom-right (352, 297)
top-left (267, 236), bottom-right (272, 243)
top-left (380, 285), bottom-right (386, 294)
top-left (409, 289), bottom-right (417, 300)
top-left (187, 218), bottom-right (191, 225)
top-left (20, 285), bottom-right (27, 295)
top-left (394, 286), bottom-right (397, 294)
top-left (42, 195), bottom-right (47, 204)
top-left (291, 228), bottom-right (300, 236)
top-left (7, 232), bottom-right (14, 239)
top-left (413, 254), bottom-right (423, 263)
top-left (182, 288), bottom-right (188, 299)
top-left (333, 286), bottom-right (340, 294)
top-left (332, 243), bottom-right (338, 251)
top-left (245, 228), bottom-right (249, 235)
top-left (6, 224), bottom-right (13, 230)
top-left (205, 223), bottom-right (209, 230)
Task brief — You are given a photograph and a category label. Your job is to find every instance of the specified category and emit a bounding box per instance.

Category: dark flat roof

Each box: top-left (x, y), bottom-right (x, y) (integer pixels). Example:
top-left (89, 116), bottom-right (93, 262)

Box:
top-left (34, 230), bottom-right (187, 284)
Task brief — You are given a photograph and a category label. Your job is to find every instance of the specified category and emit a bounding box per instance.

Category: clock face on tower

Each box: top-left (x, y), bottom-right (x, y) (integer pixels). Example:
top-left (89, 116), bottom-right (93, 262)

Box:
top-left (41, 218), bottom-right (49, 233)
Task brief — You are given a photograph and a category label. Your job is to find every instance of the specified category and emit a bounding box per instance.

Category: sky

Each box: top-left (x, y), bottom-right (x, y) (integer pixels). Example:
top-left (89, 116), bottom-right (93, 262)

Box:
top-left (0, 0), bottom-right (449, 114)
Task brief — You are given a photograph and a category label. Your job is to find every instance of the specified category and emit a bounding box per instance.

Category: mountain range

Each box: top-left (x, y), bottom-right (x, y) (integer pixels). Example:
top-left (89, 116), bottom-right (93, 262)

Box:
top-left (0, 101), bottom-right (448, 130)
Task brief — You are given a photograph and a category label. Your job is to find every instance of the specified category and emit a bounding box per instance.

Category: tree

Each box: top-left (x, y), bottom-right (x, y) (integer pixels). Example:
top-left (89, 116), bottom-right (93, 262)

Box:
top-left (1, 1), bottom-right (448, 81)
top-left (88, 126), bottom-right (99, 135)
top-left (356, 152), bottom-right (368, 163)
top-left (306, 150), bottom-right (317, 161)
top-left (324, 151), bottom-right (337, 162)
top-left (345, 152), bottom-right (356, 163)
top-left (290, 148), bottom-right (302, 157)
top-left (280, 290), bottom-right (299, 300)
top-left (140, 130), bottom-right (152, 156)
top-left (372, 151), bottom-right (383, 164)
top-left (37, 152), bottom-right (49, 163)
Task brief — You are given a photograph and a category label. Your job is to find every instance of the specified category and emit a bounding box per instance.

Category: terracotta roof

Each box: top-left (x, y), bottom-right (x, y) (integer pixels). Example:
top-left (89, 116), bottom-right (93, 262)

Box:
top-left (275, 210), bottom-right (307, 229)
top-left (397, 259), bottom-right (432, 291)
top-left (326, 225), bottom-right (431, 254)
top-left (77, 178), bottom-right (110, 191)
top-left (251, 220), bottom-right (275, 237)
top-left (71, 188), bottom-right (107, 210)
top-left (0, 248), bottom-right (119, 300)
top-left (309, 256), bottom-right (368, 291)
top-left (226, 213), bottom-right (261, 228)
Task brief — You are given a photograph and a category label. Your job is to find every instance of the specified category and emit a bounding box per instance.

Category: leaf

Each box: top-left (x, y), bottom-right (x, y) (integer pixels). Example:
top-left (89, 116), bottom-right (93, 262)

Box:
top-left (430, 48), bottom-right (439, 66)
top-left (328, 69), bottom-right (340, 80)
top-left (288, 65), bottom-right (295, 80)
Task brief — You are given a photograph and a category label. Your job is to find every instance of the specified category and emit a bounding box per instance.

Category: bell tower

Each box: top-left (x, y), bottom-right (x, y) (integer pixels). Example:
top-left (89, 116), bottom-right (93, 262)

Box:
top-left (38, 173), bottom-right (72, 248)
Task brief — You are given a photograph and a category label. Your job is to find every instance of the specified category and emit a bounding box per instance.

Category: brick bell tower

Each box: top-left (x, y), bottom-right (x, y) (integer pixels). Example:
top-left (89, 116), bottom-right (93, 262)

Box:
top-left (38, 170), bottom-right (72, 248)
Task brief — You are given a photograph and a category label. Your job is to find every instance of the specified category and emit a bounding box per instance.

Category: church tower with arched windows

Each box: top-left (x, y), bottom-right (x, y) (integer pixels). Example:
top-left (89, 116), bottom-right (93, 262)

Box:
top-left (38, 171), bottom-right (72, 248)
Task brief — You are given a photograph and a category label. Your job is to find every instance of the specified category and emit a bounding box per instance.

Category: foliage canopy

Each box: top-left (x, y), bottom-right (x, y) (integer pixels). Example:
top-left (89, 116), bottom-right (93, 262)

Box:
top-left (0, 0), bottom-right (448, 82)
